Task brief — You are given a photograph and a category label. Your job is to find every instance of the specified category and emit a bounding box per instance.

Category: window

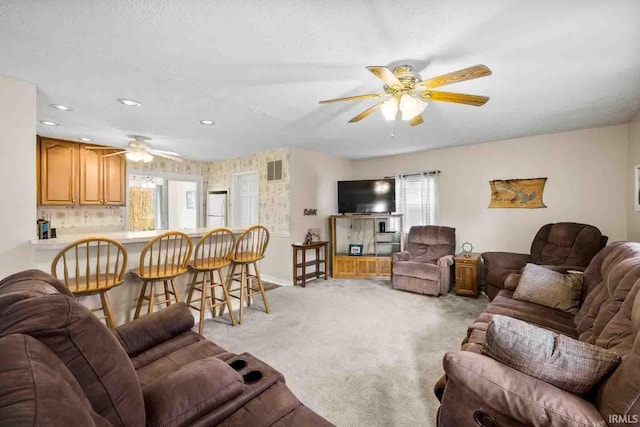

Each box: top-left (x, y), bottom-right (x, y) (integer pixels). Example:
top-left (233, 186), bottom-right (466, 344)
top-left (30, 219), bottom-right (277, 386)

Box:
top-left (396, 172), bottom-right (440, 233)
top-left (128, 173), bottom-right (202, 231)
top-left (232, 171), bottom-right (258, 227)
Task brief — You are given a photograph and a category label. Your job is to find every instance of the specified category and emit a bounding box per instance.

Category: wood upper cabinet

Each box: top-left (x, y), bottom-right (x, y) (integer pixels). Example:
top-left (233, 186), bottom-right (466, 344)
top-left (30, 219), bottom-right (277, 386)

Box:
top-left (38, 138), bottom-right (126, 206)
top-left (39, 138), bottom-right (78, 205)
top-left (102, 151), bottom-right (126, 205)
top-left (79, 144), bottom-right (103, 205)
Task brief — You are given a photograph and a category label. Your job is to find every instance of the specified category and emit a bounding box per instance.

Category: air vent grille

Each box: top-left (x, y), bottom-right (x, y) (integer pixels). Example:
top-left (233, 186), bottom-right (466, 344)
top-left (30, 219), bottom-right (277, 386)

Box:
top-left (267, 160), bottom-right (283, 182)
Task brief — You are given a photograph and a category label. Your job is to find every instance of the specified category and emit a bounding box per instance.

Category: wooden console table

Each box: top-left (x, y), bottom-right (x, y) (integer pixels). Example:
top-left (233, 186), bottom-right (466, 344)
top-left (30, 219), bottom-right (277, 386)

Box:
top-left (292, 241), bottom-right (329, 287)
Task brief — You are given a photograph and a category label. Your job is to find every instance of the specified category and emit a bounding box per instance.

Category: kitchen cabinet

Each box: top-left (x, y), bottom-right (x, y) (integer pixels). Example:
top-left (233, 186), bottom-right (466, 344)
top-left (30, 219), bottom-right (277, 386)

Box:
top-left (39, 138), bottom-right (78, 205)
top-left (38, 137), bottom-right (126, 206)
top-left (102, 150), bottom-right (126, 205)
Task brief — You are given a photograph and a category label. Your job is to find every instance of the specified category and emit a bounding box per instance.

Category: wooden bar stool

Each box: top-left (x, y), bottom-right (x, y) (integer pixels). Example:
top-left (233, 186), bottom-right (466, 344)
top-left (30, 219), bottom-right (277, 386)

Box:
top-left (51, 237), bottom-right (128, 329)
top-left (220, 225), bottom-right (271, 324)
top-left (132, 231), bottom-right (193, 319)
top-left (187, 228), bottom-right (237, 333)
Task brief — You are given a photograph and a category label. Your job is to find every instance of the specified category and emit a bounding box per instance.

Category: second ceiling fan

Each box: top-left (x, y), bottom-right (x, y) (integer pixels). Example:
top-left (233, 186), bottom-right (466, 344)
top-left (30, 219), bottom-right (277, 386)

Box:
top-left (319, 64), bottom-right (492, 126)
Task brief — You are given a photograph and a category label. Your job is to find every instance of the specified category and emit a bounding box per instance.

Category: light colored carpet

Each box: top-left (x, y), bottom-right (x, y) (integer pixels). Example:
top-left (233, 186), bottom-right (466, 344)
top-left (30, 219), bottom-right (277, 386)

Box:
top-left (201, 278), bottom-right (487, 427)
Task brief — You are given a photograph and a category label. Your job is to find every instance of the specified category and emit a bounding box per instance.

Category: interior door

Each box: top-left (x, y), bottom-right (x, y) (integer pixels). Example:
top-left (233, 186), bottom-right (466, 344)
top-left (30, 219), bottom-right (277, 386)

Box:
top-left (233, 172), bottom-right (258, 227)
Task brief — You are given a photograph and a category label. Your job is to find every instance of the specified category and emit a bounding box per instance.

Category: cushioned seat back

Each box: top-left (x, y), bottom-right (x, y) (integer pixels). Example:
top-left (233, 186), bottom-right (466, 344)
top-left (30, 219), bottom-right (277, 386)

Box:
top-left (575, 243), bottom-right (640, 342)
top-left (0, 289), bottom-right (145, 427)
top-left (595, 289), bottom-right (640, 422)
top-left (530, 223), bottom-right (605, 267)
top-left (0, 269), bottom-right (73, 311)
top-left (406, 226), bottom-right (455, 262)
top-left (0, 334), bottom-right (111, 427)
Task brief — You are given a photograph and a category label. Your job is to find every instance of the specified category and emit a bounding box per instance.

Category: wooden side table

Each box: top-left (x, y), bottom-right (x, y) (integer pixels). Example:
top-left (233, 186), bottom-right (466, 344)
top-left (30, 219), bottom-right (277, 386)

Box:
top-left (454, 253), bottom-right (481, 298)
top-left (292, 241), bottom-right (329, 287)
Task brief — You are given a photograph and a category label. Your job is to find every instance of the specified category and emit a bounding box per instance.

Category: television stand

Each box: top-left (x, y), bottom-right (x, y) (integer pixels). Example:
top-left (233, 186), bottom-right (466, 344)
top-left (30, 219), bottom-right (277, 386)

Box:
top-left (329, 214), bottom-right (404, 279)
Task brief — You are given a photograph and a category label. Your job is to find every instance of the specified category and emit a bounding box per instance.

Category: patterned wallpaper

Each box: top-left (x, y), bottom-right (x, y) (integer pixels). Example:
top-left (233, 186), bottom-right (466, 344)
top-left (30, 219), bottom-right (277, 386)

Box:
top-left (39, 149), bottom-right (291, 236)
top-left (206, 147), bottom-right (290, 235)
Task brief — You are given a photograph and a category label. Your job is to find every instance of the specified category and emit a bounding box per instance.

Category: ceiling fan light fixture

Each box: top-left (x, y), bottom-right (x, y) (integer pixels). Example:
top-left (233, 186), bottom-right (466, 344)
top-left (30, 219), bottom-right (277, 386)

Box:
top-left (141, 152), bottom-right (154, 163)
top-left (380, 98), bottom-right (398, 121)
top-left (399, 94), bottom-right (426, 121)
top-left (125, 151), bottom-right (144, 162)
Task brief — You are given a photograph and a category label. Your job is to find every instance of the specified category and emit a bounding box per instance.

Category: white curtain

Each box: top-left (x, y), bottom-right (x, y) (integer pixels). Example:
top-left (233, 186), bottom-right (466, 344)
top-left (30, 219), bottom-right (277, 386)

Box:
top-left (396, 172), bottom-right (440, 233)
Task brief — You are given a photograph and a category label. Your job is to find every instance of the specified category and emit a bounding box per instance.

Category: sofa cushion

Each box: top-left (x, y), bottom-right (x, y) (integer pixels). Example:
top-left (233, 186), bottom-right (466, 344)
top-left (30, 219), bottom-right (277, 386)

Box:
top-left (0, 334), bottom-right (110, 427)
top-left (392, 261), bottom-right (439, 281)
top-left (513, 263), bottom-right (583, 314)
top-left (0, 294), bottom-right (145, 427)
top-left (530, 223), bottom-right (604, 267)
top-left (136, 338), bottom-right (233, 388)
top-left (483, 315), bottom-right (621, 395)
top-left (144, 357), bottom-right (243, 427)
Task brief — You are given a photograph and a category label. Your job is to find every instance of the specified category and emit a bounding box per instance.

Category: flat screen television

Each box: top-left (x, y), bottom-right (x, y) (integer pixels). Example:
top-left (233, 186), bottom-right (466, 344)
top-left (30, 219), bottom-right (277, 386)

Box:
top-left (338, 179), bottom-right (396, 214)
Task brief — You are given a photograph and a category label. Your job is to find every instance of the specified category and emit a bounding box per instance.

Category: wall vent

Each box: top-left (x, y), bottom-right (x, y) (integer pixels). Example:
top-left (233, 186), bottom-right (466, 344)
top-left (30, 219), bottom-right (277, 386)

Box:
top-left (267, 160), bottom-right (283, 182)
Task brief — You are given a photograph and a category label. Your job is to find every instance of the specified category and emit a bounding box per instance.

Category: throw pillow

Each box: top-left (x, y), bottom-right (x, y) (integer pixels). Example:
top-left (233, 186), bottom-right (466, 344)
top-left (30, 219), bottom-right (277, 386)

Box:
top-left (482, 315), bottom-right (621, 395)
top-left (513, 263), bottom-right (583, 314)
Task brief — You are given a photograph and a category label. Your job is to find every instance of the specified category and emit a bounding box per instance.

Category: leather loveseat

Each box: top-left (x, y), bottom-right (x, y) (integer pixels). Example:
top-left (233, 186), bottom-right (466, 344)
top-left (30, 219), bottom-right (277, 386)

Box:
top-left (436, 242), bottom-right (640, 426)
top-left (0, 270), bottom-right (333, 427)
top-left (482, 222), bottom-right (607, 300)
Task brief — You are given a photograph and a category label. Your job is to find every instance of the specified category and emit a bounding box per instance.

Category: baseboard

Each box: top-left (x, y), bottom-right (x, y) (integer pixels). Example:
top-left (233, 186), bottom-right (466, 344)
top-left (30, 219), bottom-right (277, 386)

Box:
top-left (261, 274), bottom-right (293, 287)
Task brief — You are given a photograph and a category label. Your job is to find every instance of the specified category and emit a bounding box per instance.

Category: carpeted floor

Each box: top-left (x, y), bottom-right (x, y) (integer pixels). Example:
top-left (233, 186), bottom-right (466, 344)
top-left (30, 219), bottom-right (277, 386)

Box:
top-left (201, 278), bottom-right (487, 427)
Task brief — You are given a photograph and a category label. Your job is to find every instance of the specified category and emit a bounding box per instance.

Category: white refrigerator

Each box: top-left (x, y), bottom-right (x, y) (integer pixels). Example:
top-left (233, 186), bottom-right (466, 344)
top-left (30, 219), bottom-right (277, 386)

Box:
top-left (206, 191), bottom-right (227, 228)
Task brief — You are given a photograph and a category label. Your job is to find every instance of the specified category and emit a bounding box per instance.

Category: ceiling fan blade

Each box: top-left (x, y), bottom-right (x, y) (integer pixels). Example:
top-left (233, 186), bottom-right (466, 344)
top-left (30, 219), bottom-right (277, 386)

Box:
top-left (101, 150), bottom-right (128, 158)
top-left (319, 93), bottom-right (387, 104)
top-left (409, 115), bottom-right (424, 126)
top-left (149, 150), bottom-right (183, 162)
top-left (149, 148), bottom-right (180, 156)
top-left (418, 64), bottom-right (492, 89)
top-left (348, 102), bottom-right (383, 123)
top-left (420, 90), bottom-right (490, 106)
top-left (366, 66), bottom-right (402, 88)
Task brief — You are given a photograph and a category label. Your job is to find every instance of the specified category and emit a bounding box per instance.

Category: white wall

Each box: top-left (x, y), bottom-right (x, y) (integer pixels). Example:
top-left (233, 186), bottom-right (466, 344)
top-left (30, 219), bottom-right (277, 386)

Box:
top-left (353, 125), bottom-right (629, 254)
top-left (0, 76), bottom-right (36, 278)
top-left (167, 180), bottom-right (197, 229)
top-left (627, 111), bottom-right (640, 242)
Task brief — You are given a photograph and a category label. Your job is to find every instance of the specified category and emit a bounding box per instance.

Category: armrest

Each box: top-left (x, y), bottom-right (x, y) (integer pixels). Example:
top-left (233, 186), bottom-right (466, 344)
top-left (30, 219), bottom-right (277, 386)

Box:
top-left (442, 351), bottom-right (605, 427)
top-left (144, 357), bottom-right (243, 427)
top-left (482, 252), bottom-right (531, 289)
top-left (438, 255), bottom-right (454, 295)
top-left (113, 302), bottom-right (195, 356)
top-left (392, 251), bottom-right (412, 263)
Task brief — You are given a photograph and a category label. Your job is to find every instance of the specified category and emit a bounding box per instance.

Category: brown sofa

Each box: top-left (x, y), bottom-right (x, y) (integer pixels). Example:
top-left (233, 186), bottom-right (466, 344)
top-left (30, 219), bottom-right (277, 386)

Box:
top-left (436, 242), bottom-right (640, 427)
top-left (391, 225), bottom-right (456, 296)
top-left (0, 270), bottom-right (333, 427)
top-left (482, 222), bottom-right (607, 300)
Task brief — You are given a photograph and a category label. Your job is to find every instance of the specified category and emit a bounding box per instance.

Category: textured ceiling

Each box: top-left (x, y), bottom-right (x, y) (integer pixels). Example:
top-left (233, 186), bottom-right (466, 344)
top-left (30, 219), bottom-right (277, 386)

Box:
top-left (0, 0), bottom-right (639, 160)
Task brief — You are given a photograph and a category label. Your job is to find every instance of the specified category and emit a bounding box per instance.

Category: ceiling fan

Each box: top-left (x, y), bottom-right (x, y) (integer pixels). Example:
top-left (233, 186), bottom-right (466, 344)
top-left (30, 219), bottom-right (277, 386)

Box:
top-left (319, 64), bottom-right (492, 126)
top-left (86, 136), bottom-right (183, 162)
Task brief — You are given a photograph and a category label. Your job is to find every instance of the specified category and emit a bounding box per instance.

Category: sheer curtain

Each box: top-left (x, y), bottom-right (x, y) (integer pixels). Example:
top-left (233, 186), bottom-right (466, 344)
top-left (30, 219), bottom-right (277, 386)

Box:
top-left (396, 171), bottom-right (440, 233)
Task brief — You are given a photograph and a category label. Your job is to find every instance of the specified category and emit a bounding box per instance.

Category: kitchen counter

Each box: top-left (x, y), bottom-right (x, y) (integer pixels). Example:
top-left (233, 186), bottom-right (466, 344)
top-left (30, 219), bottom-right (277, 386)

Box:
top-left (30, 227), bottom-right (246, 250)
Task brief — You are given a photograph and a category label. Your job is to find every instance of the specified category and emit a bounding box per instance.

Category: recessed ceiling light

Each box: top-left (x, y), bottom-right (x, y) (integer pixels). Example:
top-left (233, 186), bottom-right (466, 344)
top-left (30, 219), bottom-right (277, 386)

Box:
top-left (199, 120), bottom-right (215, 125)
top-left (40, 120), bottom-right (59, 126)
top-left (117, 98), bottom-right (142, 107)
top-left (79, 137), bottom-right (93, 142)
top-left (50, 104), bottom-right (73, 111)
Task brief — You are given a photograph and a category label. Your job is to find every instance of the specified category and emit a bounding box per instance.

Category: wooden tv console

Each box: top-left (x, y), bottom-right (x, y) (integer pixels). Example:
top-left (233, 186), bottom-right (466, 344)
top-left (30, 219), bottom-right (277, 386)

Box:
top-left (329, 214), bottom-right (404, 279)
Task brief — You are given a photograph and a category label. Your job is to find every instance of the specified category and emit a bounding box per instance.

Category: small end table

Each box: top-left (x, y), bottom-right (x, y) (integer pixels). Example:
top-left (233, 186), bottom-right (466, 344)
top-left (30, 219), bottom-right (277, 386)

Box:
top-left (292, 241), bottom-right (329, 287)
top-left (454, 252), bottom-right (481, 298)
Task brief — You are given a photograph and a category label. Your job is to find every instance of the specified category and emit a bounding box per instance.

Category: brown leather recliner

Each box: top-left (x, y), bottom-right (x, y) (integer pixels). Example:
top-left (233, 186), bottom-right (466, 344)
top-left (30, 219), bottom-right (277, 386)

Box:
top-left (482, 222), bottom-right (607, 300)
top-left (392, 226), bottom-right (456, 296)
top-left (0, 270), bottom-right (333, 427)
